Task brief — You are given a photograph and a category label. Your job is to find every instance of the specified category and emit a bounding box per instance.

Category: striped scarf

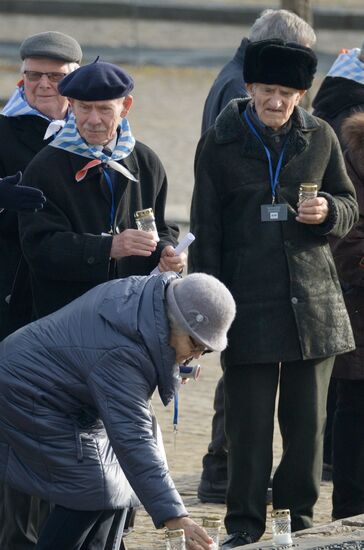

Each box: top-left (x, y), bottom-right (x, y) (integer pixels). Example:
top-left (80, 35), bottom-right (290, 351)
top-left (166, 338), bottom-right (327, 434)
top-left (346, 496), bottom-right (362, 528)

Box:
top-left (50, 112), bottom-right (137, 182)
top-left (327, 48), bottom-right (364, 85)
top-left (1, 82), bottom-right (67, 139)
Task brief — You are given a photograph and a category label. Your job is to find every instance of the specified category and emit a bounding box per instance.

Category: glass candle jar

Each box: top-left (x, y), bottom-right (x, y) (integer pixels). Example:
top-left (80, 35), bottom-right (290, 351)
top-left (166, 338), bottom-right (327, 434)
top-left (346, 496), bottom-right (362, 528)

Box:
top-left (272, 509), bottom-right (293, 546)
top-left (202, 516), bottom-right (221, 549)
top-left (134, 207), bottom-right (160, 241)
top-left (165, 528), bottom-right (186, 550)
top-left (298, 183), bottom-right (318, 205)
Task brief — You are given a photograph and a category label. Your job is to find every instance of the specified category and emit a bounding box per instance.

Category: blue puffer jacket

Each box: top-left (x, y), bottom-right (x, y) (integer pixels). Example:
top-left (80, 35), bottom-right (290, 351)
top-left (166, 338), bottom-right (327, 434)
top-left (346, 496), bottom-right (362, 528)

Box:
top-left (0, 272), bottom-right (187, 528)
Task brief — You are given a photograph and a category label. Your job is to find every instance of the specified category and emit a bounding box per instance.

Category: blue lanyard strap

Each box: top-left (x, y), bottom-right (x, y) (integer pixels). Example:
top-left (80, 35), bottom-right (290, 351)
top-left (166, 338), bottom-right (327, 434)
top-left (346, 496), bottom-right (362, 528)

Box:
top-left (244, 110), bottom-right (288, 204)
top-left (173, 391), bottom-right (179, 432)
top-left (102, 168), bottom-right (116, 232)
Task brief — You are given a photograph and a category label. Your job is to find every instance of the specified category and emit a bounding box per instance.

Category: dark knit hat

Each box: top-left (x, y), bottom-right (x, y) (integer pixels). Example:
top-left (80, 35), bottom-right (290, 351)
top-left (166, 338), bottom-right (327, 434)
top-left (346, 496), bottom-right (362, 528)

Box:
top-left (166, 273), bottom-right (236, 352)
top-left (20, 31), bottom-right (82, 63)
top-left (243, 39), bottom-right (317, 90)
top-left (58, 58), bottom-right (134, 101)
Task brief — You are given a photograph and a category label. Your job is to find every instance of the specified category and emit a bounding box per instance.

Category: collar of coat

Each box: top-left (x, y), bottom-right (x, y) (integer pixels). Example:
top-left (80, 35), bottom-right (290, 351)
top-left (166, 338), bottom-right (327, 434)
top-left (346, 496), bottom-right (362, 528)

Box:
top-left (214, 98), bottom-right (320, 145)
top-left (312, 76), bottom-right (364, 118)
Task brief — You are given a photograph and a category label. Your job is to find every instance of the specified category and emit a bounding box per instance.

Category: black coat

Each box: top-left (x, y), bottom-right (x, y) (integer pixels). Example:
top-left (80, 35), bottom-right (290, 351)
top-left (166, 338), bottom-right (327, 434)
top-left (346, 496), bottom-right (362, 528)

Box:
top-left (189, 99), bottom-right (358, 365)
top-left (19, 141), bottom-right (178, 319)
top-left (312, 76), bottom-right (364, 148)
top-left (201, 38), bottom-right (250, 135)
top-left (0, 115), bottom-right (51, 339)
top-left (330, 113), bottom-right (364, 380)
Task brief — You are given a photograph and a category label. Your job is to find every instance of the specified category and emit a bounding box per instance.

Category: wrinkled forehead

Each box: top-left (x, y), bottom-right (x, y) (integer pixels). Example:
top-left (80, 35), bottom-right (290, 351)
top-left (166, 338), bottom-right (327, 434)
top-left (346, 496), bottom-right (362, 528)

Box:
top-left (253, 83), bottom-right (301, 94)
top-left (71, 97), bottom-right (125, 110)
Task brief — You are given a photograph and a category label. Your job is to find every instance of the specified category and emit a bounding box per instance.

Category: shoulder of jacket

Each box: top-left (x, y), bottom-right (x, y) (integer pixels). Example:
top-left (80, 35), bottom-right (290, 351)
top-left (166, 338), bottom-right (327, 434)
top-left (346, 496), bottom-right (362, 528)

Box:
top-left (214, 98), bottom-right (249, 143)
top-left (295, 106), bottom-right (322, 132)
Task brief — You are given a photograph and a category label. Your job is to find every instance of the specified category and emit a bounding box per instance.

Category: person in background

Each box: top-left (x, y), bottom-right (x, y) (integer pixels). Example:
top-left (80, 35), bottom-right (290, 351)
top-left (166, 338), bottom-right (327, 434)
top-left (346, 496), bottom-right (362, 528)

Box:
top-left (189, 39), bottom-right (358, 549)
top-left (0, 272), bottom-right (236, 550)
top-left (329, 112), bottom-right (364, 520)
top-left (0, 30), bottom-right (82, 340)
top-left (312, 41), bottom-right (364, 480)
top-left (201, 8), bottom-right (316, 136)
top-left (198, 8), bottom-right (316, 507)
top-left (312, 42), bottom-right (364, 147)
top-left (0, 30), bottom-right (82, 550)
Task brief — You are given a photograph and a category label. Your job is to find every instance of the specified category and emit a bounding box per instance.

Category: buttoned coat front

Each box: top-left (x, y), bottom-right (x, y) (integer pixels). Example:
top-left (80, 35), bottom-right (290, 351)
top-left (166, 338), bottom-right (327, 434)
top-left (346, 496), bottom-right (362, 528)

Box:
top-left (19, 141), bottom-right (178, 320)
top-left (189, 98), bottom-right (358, 365)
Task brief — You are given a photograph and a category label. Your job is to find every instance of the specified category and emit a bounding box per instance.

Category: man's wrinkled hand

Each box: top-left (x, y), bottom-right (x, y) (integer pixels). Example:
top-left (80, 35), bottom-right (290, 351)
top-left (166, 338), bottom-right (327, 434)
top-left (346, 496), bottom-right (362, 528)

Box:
top-left (158, 245), bottom-right (187, 273)
top-left (110, 229), bottom-right (157, 259)
top-left (296, 196), bottom-right (329, 225)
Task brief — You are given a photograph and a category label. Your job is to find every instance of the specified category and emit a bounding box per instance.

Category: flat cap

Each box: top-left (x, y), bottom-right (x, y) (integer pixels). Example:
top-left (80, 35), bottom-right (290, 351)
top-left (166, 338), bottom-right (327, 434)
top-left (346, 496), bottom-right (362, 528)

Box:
top-left (58, 58), bottom-right (134, 101)
top-left (20, 31), bottom-right (82, 64)
top-left (244, 39), bottom-right (317, 90)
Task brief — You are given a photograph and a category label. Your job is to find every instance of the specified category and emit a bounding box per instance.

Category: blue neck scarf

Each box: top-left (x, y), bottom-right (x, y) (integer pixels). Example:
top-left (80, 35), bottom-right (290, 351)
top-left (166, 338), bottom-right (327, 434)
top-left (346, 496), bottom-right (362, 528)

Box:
top-left (50, 112), bottom-right (137, 182)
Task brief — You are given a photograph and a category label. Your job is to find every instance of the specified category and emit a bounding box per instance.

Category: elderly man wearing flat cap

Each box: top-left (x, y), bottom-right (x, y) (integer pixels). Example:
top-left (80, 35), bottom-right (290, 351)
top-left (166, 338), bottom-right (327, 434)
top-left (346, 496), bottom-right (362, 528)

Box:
top-left (0, 30), bottom-right (82, 550)
top-left (19, 59), bottom-right (185, 321)
top-left (0, 31), bottom-right (82, 340)
top-left (189, 39), bottom-right (358, 549)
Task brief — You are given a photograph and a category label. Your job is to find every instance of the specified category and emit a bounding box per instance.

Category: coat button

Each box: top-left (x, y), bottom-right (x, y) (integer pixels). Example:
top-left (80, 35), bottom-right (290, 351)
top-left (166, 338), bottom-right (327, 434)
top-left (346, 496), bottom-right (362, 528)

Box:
top-left (87, 256), bottom-right (95, 264)
top-left (291, 297), bottom-right (298, 304)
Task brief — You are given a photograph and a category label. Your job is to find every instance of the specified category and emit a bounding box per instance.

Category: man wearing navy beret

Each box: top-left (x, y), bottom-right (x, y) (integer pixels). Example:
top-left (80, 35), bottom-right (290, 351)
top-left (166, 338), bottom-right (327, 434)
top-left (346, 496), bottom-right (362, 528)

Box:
top-left (18, 59), bottom-right (185, 321)
top-left (16, 59), bottom-right (185, 549)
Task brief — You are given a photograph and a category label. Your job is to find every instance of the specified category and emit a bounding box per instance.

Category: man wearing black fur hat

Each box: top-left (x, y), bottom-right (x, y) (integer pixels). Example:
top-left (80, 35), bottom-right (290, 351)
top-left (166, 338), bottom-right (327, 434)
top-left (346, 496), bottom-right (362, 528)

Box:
top-left (189, 39), bottom-right (358, 549)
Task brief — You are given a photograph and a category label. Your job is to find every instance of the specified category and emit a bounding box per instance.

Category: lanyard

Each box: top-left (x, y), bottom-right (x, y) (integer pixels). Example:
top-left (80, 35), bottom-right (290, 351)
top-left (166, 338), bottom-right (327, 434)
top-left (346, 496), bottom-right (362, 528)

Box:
top-left (173, 391), bottom-right (179, 432)
top-left (244, 110), bottom-right (288, 204)
top-left (102, 168), bottom-right (116, 232)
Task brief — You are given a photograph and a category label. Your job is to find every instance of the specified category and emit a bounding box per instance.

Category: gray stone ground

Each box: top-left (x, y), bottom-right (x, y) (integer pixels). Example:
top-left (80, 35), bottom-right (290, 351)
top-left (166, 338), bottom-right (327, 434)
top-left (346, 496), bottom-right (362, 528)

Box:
top-left (0, 10), bottom-right (357, 548)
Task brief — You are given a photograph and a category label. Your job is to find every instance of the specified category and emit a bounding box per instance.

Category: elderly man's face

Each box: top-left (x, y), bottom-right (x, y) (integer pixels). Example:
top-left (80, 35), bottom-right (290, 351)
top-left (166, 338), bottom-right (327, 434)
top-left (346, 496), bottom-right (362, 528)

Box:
top-left (70, 97), bottom-right (133, 146)
top-left (247, 83), bottom-right (305, 130)
top-left (23, 57), bottom-right (71, 120)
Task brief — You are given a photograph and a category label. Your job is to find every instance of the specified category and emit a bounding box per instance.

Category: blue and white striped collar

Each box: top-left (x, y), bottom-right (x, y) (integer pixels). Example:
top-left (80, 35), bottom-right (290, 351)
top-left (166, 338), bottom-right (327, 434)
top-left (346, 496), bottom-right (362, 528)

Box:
top-left (50, 112), bottom-right (135, 164)
top-left (1, 83), bottom-right (69, 139)
top-left (2, 82), bottom-right (52, 121)
top-left (327, 48), bottom-right (364, 85)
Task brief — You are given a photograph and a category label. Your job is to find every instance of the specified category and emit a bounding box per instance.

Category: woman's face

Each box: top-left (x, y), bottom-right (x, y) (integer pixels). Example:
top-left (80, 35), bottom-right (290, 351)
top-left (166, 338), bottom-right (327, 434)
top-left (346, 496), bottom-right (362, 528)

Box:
top-left (169, 331), bottom-right (207, 364)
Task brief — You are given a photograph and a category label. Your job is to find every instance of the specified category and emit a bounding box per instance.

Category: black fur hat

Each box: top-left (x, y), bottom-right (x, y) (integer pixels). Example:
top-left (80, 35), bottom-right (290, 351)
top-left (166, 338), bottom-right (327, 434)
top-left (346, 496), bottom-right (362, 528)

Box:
top-left (243, 39), bottom-right (317, 90)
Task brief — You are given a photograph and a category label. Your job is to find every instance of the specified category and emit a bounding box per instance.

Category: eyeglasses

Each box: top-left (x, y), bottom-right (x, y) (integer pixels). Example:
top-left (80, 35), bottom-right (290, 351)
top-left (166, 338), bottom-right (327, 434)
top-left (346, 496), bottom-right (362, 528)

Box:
top-left (23, 71), bottom-right (67, 83)
top-left (188, 335), bottom-right (208, 355)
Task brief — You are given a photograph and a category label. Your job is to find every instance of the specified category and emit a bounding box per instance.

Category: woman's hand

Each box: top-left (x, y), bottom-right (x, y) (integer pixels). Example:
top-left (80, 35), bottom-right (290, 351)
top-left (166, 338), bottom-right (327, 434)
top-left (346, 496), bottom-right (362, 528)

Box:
top-left (165, 516), bottom-right (214, 549)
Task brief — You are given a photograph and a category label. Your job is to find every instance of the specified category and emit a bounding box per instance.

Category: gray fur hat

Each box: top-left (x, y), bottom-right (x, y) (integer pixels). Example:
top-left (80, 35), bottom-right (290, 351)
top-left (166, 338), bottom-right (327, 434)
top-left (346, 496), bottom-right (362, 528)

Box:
top-left (20, 31), bottom-right (82, 63)
top-left (166, 273), bottom-right (236, 352)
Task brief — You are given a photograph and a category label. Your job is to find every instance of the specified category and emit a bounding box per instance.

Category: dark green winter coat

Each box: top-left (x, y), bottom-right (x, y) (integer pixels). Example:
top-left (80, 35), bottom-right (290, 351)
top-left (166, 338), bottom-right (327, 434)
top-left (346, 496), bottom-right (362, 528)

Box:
top-left (189, 98), bottom-right (358, 365)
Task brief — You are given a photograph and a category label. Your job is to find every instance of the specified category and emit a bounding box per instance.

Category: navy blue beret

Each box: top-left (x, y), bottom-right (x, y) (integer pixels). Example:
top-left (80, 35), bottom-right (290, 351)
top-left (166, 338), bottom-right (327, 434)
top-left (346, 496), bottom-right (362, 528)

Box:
top-left (58, 59), bottom-right (134, 100)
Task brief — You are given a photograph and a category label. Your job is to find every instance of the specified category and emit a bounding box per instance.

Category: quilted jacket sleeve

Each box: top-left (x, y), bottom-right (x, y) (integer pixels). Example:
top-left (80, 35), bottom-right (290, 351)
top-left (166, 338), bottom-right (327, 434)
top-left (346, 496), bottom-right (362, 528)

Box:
top-left (88, 345), bottom-right (187, 528)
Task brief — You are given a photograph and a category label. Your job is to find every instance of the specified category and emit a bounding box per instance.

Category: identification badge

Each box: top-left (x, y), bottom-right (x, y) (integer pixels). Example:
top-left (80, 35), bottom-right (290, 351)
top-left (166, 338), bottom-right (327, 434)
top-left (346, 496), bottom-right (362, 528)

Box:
top-left (261, 204), bottom-right (288, 222)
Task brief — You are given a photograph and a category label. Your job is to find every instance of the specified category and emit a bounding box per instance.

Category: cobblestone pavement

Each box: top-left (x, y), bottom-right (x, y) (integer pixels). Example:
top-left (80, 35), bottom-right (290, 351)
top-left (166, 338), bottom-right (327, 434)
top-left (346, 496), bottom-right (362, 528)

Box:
top-left (124, 354), bottom-right (333, 549)
top-left (0, 11), bottom-right (348, 548)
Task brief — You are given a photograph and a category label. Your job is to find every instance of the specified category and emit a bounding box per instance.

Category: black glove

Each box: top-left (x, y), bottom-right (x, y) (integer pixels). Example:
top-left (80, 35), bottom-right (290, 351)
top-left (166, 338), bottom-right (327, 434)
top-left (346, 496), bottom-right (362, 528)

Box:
top-left (0, 171), bottom-right (46, 212)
